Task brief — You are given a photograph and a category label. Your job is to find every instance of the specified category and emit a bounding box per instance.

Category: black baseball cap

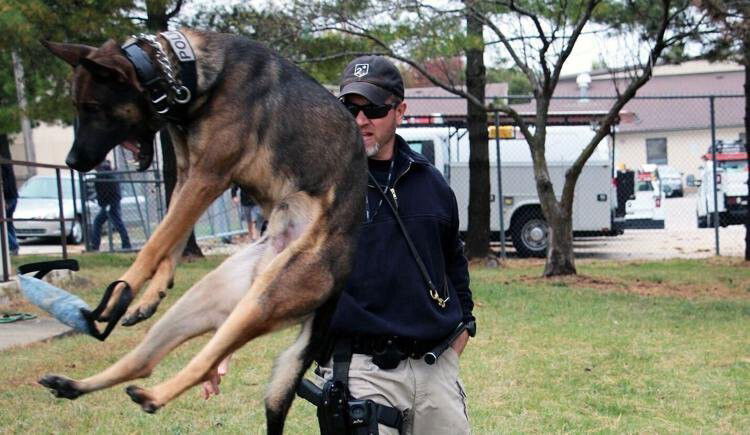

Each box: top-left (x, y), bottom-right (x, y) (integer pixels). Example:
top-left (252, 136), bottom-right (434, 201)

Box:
top-left (339, 55), bottom-right (404, 105)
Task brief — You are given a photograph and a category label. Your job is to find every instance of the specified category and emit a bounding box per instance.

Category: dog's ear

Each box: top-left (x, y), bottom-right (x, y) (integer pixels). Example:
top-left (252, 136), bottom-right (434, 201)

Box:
top-left (41, 40), bottom-right (95, 67)
top-left (79, 56), bottom-right (144, 92)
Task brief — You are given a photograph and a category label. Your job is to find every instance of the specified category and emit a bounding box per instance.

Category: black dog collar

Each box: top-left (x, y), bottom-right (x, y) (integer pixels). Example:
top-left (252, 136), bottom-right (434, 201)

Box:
top-left (121, 31), bottom-right (197, 121)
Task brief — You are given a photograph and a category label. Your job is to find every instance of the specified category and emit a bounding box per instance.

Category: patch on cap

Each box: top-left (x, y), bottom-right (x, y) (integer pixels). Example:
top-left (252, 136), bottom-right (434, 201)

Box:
top-left (353, 64), bottom-right (369, 78)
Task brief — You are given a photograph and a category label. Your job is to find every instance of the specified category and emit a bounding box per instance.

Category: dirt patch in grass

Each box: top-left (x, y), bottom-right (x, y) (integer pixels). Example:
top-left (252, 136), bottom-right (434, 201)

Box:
top-left (517, 274), bottom-right (750, 300)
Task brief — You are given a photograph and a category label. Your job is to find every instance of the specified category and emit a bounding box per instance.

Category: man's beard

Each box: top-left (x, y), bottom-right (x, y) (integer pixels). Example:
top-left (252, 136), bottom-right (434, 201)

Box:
top-left (365, 142), bottom-right (381, 158)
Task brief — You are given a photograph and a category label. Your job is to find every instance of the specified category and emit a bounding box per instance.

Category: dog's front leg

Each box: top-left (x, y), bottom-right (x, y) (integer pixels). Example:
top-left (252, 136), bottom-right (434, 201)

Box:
top-left (39, 241), bottom-right (268, 400)
top-left (99, 172), bottom-right (228, 325)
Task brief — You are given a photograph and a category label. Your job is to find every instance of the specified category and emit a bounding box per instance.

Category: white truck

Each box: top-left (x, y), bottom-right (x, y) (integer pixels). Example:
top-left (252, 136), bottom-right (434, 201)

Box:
top-left (696, 140), bottom-right (748, 228)
top-left (397, 126), bottom-right (626, 257)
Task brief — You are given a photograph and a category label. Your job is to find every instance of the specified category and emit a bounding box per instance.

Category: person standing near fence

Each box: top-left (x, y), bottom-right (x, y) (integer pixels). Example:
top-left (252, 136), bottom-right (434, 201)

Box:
top-left (231, 184), bottom-right (264, 242)
top-left (1, 162), bottom-right (18, 255)
top-left (90, 160), bottom-right (131, 251)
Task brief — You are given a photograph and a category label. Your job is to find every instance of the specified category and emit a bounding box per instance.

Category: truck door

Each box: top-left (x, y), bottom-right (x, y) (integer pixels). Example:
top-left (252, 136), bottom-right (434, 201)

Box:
top-left (616, 170), bottom-right (634, 218)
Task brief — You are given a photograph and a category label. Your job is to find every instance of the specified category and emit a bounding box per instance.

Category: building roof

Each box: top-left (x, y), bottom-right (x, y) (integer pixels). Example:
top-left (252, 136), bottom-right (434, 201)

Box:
top-left (511, 62), bottom-right (744, 133)
top-left (404, 83), bottom-right (508, 116)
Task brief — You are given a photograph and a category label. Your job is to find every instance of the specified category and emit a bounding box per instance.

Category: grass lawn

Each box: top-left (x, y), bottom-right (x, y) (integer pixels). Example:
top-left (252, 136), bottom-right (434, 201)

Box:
top-left (1, 254), bottom-right (749, 433)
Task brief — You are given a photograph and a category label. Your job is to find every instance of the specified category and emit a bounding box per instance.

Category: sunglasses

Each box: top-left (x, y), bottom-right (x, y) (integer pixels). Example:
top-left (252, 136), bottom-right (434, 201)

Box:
top-left (343, 101), bottom-right (399, 119)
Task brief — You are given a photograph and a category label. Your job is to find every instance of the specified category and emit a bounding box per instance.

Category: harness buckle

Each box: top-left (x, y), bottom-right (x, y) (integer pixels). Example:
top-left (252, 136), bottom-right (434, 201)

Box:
top-left (172, 85), bottom-right (191, 104)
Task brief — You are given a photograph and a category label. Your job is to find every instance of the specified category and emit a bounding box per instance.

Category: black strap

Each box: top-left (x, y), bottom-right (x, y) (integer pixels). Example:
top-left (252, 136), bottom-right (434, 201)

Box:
top-left (81, 280), bottom-right (133, 341)
top-left (17, 259), bottom-right (79, 280)
top-left (376, 405), bottom-right (404, 431)
top-left (161, 31), bottom-right (197, 100)
top-left (367, 171), bottom-right (449, 308)
top-left (121, 42), bottom-right (171, 115)
top-left (332, 338), bottom-right (352, 387)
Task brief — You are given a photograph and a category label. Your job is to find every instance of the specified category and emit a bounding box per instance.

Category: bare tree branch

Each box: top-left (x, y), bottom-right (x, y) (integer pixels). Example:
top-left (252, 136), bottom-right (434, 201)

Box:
top-left (468, 4), bottom-right (540, 89)
top-left (166, 0), bottom-right (185, 20)
top-left (548, 0), bottom-right (601, 96)
top-left (560, 0), bottom-right (673, 208)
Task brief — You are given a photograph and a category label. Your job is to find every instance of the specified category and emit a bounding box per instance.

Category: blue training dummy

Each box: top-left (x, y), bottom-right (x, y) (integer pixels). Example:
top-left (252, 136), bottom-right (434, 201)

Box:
top-left (17, 260), bottom-right (132, 341)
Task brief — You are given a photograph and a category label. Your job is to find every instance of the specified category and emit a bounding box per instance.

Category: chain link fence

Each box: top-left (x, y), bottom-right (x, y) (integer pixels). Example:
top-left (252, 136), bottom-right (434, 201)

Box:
top-left (401, 94), bottom-right (746, 259)
top-left (80, 145), bottom-right (250, 252)
top-left (7, 94), bottom-right (743, 260)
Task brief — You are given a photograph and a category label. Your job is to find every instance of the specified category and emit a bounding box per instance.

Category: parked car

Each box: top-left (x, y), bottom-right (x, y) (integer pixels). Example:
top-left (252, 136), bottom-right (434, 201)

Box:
top-left (14, 175), bottom-right (88, 244)
top-left (625, 179), bottom-right (665, 229)
top-left (657, 165), bottom-right (684, 197)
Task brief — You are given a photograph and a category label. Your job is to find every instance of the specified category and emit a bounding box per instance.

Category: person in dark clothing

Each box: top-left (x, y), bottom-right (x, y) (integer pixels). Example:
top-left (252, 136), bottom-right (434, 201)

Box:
top-left (230, 184), bottom-right (264, 241)
top-left (90, 160), bottom-right (131, 250)
top-left (1, 162), bottom-right (19, 255)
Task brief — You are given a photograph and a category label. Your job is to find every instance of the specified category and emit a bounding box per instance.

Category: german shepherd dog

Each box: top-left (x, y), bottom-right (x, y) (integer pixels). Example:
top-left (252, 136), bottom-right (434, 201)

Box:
top-left (40, 29), bottom-right (365, 433)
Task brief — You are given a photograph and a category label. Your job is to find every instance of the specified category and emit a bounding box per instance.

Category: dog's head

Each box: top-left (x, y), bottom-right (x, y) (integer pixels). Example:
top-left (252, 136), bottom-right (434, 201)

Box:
top-left (42, 39), bottom-right (156, 172)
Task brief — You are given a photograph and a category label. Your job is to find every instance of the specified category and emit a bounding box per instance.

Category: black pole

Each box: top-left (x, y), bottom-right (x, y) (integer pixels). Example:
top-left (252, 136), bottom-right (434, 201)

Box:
top-left (710, 96), bottom-right (720, 256)
top-left (0, 167), bottom-right (8, 282)
top-left (55, 168), bottom-right (68, 259)
top-left (494, 111), bottom-right (506, 259)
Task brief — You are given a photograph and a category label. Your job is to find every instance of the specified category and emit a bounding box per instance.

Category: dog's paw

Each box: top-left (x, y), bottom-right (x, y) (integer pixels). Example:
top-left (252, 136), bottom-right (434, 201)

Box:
top-left (121, 303), bottom-right (159, 326)
top-left (39, 374), bottom-right (85, 400)
top-left (125, 385), bottom-right (161, 413)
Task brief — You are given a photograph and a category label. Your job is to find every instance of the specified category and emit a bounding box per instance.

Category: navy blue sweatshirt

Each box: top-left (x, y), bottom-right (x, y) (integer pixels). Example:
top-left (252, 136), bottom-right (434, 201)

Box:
top-left (329, 135), bottom-right (474, 342)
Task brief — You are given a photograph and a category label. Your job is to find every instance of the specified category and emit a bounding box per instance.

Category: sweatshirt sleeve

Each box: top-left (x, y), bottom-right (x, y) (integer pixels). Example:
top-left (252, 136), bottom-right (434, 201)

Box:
top-left (445, 188), bottom-right (475, 325)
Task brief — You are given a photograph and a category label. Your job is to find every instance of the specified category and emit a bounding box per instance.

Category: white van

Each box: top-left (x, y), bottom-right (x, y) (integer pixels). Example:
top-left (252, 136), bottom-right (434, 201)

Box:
top-left (398, 126), bottom-right (624, 257)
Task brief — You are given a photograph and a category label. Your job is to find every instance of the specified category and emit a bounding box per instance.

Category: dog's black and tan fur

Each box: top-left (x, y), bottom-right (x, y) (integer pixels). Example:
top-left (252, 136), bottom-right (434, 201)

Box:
top-left (40, 30), bottom-right (366, 433)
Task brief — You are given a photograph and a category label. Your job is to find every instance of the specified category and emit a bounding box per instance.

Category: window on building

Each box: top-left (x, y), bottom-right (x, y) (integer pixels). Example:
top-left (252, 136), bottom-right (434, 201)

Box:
top-left (646, 138), bottom-right (667, 165)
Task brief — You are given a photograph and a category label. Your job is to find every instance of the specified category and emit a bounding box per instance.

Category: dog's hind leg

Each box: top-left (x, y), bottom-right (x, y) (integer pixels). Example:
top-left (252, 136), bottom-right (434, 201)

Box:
top-left (39, 241), bottom-right (271, 400)
top-left (265, 296), bottom-right (339, 435)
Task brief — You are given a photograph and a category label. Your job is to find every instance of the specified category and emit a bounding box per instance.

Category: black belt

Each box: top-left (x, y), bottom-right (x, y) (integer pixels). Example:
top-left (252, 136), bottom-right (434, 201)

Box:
top-left (346, 336), bottom-right (440, 369)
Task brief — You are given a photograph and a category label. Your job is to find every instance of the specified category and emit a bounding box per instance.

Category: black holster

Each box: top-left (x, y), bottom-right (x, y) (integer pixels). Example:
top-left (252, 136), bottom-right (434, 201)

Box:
top-left (296, 339), bottom-right (404, 435)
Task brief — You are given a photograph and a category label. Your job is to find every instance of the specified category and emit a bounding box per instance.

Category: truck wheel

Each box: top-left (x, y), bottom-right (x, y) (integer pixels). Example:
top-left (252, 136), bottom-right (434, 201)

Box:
top-left (511, 211), bottom-right (548, 258)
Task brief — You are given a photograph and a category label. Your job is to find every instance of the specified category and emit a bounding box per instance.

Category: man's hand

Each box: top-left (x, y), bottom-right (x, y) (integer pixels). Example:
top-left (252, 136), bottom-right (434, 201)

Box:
top-left (201, 355), bottom-right (231, 400)
top-left (450, 330), bottom-right (470, 356)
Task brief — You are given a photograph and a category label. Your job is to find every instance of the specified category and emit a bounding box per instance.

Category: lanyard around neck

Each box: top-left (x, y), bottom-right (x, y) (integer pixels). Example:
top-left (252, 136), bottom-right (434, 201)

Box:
top-left (364, 158), bottom-right (395, 222)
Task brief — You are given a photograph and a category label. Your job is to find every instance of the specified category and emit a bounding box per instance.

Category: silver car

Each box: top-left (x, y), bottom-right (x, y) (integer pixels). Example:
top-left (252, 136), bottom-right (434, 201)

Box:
top-left (14, 175), bottom-right (89, 244)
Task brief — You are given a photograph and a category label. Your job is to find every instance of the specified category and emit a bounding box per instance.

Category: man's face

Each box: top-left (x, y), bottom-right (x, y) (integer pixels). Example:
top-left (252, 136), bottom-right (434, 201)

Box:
top-left (345, 94), bottom-right (406, 159)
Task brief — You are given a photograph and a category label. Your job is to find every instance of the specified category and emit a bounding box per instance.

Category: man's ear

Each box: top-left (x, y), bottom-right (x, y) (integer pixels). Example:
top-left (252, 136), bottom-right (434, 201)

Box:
top-left (395, 101), bottom-right (407, 123)
top-left (41, 40), bottom-right (96, 67)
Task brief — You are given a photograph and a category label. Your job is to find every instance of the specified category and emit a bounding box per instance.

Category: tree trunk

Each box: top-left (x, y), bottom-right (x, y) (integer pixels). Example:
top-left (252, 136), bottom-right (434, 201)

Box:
top-left (160, 131), bottom-right (203, 258)
top-left (529, 119), bottom-right (577, 276)
top-left (464, 2), bottom-right (491, 259)
top-left (543, 205), bottom-right (576, 276)
top-left (11, 50), bottom-right (35, 176)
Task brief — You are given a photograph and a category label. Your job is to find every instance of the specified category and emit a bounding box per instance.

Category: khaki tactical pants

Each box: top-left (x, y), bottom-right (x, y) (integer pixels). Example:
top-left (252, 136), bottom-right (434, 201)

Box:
top-left (316, 348), bottom-right (470, 434)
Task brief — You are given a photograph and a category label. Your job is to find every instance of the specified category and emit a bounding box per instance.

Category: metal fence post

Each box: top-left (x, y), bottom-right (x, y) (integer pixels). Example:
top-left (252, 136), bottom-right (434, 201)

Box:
top-left (494, 110), bottom-right (506, 259)
top-left (79, 172), bottom-right (90, 250)
top-left (710, 96), bottom-right (720, 256)
top-left (0, 168), bottom-right (8, 282)
top-left (54, 168), bottom-right (68, 259)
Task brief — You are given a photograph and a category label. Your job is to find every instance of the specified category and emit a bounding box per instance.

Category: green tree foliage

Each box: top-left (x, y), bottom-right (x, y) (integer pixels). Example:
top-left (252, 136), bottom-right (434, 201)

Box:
top-left (0, 0), bottom-right (136, 134)
top-left (185, 3), bottom-right (372, 85)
